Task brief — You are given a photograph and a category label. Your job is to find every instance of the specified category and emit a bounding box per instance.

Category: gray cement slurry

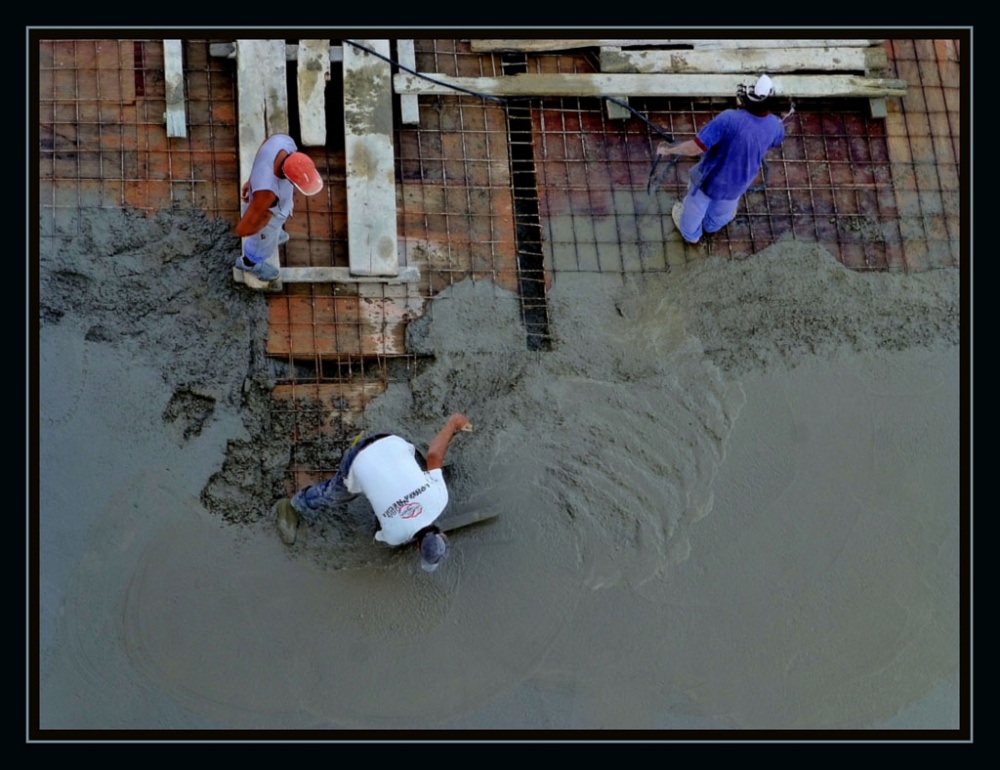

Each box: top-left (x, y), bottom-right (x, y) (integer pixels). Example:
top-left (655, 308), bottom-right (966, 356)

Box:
top-left (37, 211), bottom-right (963, 730)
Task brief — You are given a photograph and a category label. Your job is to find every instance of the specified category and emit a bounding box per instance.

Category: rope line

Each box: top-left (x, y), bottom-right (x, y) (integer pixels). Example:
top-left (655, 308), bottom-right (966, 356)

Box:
top-left (342, 41), bottom-right (774, 192)
top-left (343, 40), bottom-right (675, 142)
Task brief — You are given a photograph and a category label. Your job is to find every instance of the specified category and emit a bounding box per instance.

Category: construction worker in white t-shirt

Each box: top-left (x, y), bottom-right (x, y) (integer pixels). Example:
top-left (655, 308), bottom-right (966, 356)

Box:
top-left (273, 413), bottom-right (472, 571)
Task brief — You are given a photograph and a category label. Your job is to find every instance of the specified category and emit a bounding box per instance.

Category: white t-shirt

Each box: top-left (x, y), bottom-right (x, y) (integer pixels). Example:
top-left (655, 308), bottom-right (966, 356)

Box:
top-left (248, 134), bottom-right (298, 218)
top-left (345, 435), bottom-right (449, 546)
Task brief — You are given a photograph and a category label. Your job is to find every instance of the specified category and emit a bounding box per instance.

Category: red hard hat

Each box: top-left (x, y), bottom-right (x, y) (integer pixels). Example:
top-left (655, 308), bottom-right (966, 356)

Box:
top-left (282, 152), bottom-right (323, 196)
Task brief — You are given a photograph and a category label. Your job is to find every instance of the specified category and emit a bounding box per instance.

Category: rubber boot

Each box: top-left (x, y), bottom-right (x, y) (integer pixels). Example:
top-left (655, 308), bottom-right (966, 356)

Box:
top-left (274, 498), bottom-right (299, 545)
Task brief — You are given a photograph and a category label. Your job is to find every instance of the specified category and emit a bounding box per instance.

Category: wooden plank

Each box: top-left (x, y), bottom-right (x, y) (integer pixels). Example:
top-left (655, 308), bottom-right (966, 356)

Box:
top-left (343, 39), bottom-right (400, 277)
top-left (866, 43), bottom-right (889, 119)
top-left (599, 45), bottom-right (887, 74)
top-left (234, 39), bottom-right (290, 291)
top-left (235, 40), bottom-right (271, 289)
top-left (393, 72), bottom-right (908, 98)
top-left (396, 40), bottom-right (420, 125)
top-left (236, 259), bottom-right (413, 288)
top-left (600, 46), bottom-right (631, 120)
top-left (279, 266), bottom-right (420, 284)
top-left (163, 40), bottom-right (187, 138)
top-left (235, 40), bottom-right (290, 175)
top-left (298, 39), bottom-right (331, 146)
top-left (211, 42), bottom-right (344, 62)
top-left (469, 39), bottom-right (885, 53)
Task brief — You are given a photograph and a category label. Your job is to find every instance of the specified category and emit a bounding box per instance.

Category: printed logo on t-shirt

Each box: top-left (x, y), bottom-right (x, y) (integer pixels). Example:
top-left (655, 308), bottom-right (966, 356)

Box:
top-left (398, 501), bottom-right (424, 520)
top-left (382, 483), bottom-right (430, 519)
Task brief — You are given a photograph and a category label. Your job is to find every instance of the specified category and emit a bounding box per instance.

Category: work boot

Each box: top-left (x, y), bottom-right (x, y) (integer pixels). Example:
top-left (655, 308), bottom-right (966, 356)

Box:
top-left (274, 498), bottom-right (299, 545)
top-left (235, 255), bottom-right (280, 282)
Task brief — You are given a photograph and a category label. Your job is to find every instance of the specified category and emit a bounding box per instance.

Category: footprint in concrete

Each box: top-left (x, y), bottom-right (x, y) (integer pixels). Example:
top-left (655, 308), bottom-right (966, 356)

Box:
top-left (163, 388), bottom-right (216, 441)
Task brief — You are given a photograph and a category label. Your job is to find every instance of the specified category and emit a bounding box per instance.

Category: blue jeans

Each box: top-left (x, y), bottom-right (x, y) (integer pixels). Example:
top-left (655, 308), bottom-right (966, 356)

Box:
top-left (290, 433), bottom-right (390, 514)
top-left (677, 185), bottom-right (740, 243)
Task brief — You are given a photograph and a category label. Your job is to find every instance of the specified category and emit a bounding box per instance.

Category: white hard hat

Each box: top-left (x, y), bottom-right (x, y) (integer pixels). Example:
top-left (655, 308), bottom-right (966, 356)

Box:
top-left (747, 74), bottom-right (774, 101)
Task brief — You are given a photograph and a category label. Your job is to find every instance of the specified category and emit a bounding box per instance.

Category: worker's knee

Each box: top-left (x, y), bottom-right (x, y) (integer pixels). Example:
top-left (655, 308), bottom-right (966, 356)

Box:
top-left (702, 198), bottom-right (740, 233)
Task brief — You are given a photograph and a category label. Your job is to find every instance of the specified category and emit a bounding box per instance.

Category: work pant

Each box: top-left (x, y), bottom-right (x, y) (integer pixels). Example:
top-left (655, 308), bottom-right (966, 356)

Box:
top-left (677, 185), bottom-right (740, 244)
top-left (241, 203), bottom-right (288, 266)
top-left (290, 433), bottom-right (391, 515)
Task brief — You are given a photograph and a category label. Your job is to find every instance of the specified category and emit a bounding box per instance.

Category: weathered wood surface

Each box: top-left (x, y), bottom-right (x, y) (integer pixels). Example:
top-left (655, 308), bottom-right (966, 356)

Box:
top-left (599, 46), bottom-right (632, 119)
top-left (236, 40), bottom-right (289, 142)
top-left (163, 40), bottom-right (187, 138)
top-left (395, 39), bottom-right (421, 125)
top-left (343, 39), bottom-right (400, 277)
top-left (235, 266), bottom-right (419, 287)
top-left (211, 42), bottom-right (344, 62)
top-left (469, 39), bottom-right (886, 53)
top-left (393, 72), bottom-right (908, 98)
top-left (298, 40), bottom-right (332, 147)
top-left (279, 266), bottom-right (420, 284)
top-left (234, 39), bottom-right (290, 291)
top-left (598, 45), bottom-right (888, 74)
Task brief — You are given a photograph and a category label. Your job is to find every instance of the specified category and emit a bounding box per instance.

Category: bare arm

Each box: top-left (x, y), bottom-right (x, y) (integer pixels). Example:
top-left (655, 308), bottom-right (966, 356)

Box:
top-left (656, 138), bottom-right (705, 159)
top-left (235, 189), bottom-right (278, 237)
top-left (424, 413), bottom-right (472, 471)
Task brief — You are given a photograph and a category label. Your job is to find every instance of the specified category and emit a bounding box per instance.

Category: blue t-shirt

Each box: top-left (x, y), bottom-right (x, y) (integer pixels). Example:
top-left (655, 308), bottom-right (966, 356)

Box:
top-left (693, 110), bottom-right (785, 201)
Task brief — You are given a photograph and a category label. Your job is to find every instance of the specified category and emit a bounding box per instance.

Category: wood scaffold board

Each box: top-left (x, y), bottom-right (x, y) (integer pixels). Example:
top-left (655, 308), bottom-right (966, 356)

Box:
top-left (211, 41), bottom-right (344, 62)
top-left (163, 40), bottom-right (187, 138)
top-left (297, 40), bottom-right (331, 147)
top-left (233, 39), bottom-right (290, 292)
top-left (597, 45), bottom-right (888, 74)
top-left (595, 43), bottom-right (893, 118)
top-left (395, 40), bottom-right (420, 125)
top-left (343, 39), bottom-right (400, 278)
top-left (393, 72), bottom-right (908, 99)
top-left (469, 39), bottom-right (886, 52)
top-left (223, 38), bottom-right (419, 288)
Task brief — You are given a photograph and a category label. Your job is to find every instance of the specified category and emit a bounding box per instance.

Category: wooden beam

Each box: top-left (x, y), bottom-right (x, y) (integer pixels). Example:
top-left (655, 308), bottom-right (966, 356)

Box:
top-left (298, 39), bottom-right (331, 146)
top-left (599, 45), bottom-right (888, 74)
top-left (343, 39), bottom-right (400, 277)
top-left (469, 39), bottom-right (886, 53)
top-left (236, 40), bottom-right (289, 148)
top-left (234, 40), bottom-right (290, 291)
top-left (232, 267), bottom-right (421, 288)
top-left (211, 42), bottom-right (344, 62)
top-left (600, 46), bottom-right (631, 120)
top-left (866, 42), bottom-right (889, 119)
top-left (279, 266), bottom-right (420, 284)
top-left (393, 72), bottom-right (908, 99)
top-left (163, 40), bottom-right (187, 138)
top-left (395, 40), bottom-right (420, 125)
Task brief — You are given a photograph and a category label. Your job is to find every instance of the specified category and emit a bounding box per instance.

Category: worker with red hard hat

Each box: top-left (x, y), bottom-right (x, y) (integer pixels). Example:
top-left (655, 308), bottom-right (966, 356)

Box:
top-left (234, 133), bottom-right (324, 283)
